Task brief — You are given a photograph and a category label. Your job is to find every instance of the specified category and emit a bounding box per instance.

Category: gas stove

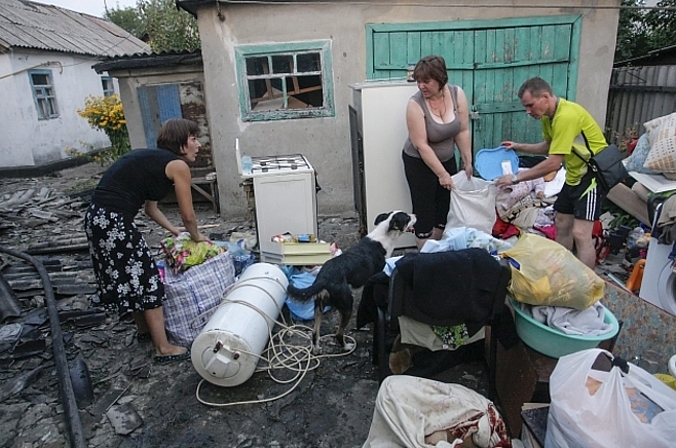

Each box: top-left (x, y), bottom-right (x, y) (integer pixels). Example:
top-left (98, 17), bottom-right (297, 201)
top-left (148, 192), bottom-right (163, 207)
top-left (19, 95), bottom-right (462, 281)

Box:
top-left (250, 154), bottom-right (311, 174)
top-left (243, 154), bottom-right (313, 177)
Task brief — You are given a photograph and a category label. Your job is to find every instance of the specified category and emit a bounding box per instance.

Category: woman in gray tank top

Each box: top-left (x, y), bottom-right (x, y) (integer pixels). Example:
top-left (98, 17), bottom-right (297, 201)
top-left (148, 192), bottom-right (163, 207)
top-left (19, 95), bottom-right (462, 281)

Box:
top-left (402, 55), bottom-right (473, 249)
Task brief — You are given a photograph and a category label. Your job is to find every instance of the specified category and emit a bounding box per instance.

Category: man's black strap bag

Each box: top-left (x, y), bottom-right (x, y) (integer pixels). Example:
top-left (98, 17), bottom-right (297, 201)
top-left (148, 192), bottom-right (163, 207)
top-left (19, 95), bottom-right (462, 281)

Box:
top-left (572, 132), bottom-right (628, 193)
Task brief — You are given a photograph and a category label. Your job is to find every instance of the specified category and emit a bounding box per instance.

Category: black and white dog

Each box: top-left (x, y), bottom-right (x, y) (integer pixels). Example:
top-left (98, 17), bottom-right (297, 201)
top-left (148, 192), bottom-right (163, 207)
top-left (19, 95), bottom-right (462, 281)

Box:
top-left (286, 211), bottom-right (416, 354)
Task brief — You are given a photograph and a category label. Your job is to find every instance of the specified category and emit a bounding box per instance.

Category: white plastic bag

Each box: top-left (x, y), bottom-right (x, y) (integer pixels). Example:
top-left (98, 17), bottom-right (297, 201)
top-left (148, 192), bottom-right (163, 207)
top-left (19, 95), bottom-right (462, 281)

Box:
top-left (546, 348), bottom-right (676, 448)
top-left (446, 173), bottom-right (497, 234)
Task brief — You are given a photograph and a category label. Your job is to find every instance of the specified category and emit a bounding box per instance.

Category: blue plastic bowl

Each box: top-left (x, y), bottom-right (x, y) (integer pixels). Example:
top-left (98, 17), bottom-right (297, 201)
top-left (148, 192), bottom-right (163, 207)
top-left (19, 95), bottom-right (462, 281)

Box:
top-left (509, 297), bottom-right (619, 358)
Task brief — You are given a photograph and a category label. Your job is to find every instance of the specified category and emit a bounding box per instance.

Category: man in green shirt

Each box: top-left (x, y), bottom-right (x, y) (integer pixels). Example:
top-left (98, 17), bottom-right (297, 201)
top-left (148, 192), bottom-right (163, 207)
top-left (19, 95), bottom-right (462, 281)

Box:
top-left (496, 77), bottom-right (607, 269)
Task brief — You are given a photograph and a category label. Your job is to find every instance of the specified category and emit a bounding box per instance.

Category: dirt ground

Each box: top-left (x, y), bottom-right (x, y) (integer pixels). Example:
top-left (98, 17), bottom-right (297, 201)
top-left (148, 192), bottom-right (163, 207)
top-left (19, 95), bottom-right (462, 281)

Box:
top-left (0, 162), bottom-right (488, 448)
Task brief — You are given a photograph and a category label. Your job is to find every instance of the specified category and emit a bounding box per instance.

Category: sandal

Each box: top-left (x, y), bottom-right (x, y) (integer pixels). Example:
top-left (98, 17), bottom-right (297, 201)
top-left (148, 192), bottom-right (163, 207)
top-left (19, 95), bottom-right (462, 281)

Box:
top-left (154, 349), bottom-right (191, 365)
top-left (136, 332), bottom-right (152, 343)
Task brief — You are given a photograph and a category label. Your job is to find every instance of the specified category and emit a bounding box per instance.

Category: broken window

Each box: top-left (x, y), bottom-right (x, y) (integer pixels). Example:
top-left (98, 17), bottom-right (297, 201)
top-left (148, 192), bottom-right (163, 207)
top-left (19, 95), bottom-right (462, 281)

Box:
top-left (28, 70), bottom-right (58, 120)
top-left (236, 41), bottom-right (334, 121)
top-left (101, 76), bottom-right (115, 97)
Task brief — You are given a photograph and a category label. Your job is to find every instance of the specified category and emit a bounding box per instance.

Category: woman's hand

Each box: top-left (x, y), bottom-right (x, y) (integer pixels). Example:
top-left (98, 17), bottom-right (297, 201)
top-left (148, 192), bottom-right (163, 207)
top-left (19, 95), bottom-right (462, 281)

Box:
top-left (463, 164), bottom-right (473, 179)
top-left (192, 233), bottom-right (210, 243)
top-left (438, 172), bottom-right (454, 190)
top-left (501, 141), bottom-right (517, 150)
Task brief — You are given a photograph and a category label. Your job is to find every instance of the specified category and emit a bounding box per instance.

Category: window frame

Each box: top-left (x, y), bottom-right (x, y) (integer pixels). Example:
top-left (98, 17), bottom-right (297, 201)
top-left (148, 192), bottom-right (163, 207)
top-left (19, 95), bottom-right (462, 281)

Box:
top-left (235, 40), bottom-right (334, 122)
top-left (101, 76), bottom-right (115, 97)
top-left (28, 69), bottom-right (59, 120)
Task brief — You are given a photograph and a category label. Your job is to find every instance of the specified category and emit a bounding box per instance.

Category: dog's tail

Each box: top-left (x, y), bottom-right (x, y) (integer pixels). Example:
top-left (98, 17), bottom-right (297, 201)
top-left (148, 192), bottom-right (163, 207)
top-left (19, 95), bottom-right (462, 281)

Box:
top-left (286, 279), bottom-right (326, 302)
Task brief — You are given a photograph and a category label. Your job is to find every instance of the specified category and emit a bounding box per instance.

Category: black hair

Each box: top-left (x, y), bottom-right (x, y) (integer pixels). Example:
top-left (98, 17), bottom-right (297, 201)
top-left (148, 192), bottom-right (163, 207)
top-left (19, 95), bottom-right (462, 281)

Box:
top-left (156, 118), bottom-right (200, 155)
top-left (518, 77), bottom-right (553, 99)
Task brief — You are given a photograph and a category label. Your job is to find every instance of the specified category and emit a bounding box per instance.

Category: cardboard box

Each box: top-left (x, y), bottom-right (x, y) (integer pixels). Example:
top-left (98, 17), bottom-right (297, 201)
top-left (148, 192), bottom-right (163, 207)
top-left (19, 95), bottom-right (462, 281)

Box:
top-left (260, 241), bottom-right (332, 265)
top-left (260, 240), bottom-right (331, 255)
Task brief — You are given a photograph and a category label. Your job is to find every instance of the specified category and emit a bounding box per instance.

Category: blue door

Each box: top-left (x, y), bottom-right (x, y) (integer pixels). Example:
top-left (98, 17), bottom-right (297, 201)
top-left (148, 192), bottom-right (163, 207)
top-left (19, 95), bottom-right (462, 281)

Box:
top-left (137, 84), bottom-right (182, 148)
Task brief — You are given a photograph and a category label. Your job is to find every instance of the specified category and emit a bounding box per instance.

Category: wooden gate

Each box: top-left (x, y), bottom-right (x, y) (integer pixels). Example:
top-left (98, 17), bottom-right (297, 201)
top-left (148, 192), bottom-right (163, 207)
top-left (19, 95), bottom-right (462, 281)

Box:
top-left (366, 15), bottom-right (582, 155)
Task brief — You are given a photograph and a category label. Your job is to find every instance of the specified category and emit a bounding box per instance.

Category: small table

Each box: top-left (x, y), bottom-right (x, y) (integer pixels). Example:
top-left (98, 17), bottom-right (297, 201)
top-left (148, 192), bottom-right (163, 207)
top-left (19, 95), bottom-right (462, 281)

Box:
top-left (191, 174), bottom-right (219, 213)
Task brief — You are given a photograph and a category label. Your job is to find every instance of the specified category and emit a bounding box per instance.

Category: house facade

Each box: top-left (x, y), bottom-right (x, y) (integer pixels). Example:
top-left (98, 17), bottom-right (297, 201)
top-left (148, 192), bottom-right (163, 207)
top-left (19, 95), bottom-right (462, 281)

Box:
top-left (174, 0), bottom-right (620, 217)
top-left (0, 0), bottom-right (148, 170)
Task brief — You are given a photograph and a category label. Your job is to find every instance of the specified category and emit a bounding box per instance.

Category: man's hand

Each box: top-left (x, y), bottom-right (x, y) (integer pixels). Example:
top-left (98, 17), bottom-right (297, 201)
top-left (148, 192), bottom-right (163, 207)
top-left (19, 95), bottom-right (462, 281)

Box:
top-left (495, 174), bottom-right (515, 188)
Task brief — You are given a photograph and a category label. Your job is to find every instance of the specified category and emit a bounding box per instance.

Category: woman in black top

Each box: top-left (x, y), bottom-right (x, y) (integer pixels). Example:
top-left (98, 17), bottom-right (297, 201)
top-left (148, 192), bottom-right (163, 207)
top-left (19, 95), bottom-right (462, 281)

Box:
top-left (84, 118), bottom-right (207, 363)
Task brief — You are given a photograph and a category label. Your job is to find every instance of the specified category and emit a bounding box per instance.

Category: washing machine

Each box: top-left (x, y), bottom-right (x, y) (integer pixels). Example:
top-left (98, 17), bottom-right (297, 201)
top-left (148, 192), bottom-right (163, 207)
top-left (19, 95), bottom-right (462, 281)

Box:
top-left (639, 202), bottom-right (676, 316)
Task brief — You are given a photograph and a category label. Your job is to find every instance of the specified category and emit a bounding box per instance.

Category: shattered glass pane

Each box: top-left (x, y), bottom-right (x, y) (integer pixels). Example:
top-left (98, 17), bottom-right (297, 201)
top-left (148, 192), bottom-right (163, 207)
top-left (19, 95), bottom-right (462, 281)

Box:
top-left (272, 55), bottom-right (293, 74)
top-left (246, 56), bottom-right (269, 76)
top-left (297, 52), bottom-right (321, 72)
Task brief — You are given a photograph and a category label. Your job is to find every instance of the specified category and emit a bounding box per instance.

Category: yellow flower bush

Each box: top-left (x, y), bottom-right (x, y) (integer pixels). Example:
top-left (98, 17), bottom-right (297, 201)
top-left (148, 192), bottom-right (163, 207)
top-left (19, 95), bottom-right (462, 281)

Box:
top-left (77, 94), bottom-right (131, 165)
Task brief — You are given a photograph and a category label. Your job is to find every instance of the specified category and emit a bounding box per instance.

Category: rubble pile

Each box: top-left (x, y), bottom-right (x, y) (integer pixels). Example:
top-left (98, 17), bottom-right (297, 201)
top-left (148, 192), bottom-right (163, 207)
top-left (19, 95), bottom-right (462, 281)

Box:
top-left (0, 179), bottom-right (90, 248)
top-left (1, 163), bottom-right (411, 448)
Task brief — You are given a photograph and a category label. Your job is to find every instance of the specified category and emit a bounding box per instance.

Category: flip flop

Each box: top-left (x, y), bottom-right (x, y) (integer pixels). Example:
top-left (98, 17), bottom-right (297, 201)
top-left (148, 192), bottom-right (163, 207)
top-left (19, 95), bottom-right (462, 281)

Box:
top-left (154, 349), bottom-right (191, 365)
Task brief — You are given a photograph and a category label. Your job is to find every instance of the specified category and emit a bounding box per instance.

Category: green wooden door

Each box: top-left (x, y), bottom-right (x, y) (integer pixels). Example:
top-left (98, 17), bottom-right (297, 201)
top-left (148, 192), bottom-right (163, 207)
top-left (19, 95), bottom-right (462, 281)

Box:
top-left (366, 15), bottom-right (582, 156)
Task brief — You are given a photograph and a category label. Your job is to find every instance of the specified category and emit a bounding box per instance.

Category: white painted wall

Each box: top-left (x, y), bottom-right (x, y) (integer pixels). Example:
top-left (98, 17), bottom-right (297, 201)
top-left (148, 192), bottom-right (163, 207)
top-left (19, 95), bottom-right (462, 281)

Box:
top-left (0, 49), bottom-right (112, 168)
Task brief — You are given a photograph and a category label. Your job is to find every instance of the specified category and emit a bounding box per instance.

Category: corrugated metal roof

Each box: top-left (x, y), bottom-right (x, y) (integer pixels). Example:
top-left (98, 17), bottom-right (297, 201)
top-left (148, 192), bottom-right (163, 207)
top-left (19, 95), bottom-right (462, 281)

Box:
top-left (93, 49), bottom-right (202, 73)
top-left (0, 0), bottom-right (149, 57)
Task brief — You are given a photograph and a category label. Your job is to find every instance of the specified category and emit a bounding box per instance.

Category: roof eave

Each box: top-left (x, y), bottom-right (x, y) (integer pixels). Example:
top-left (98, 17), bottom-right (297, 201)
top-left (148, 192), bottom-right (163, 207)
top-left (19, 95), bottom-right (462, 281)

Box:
top-left (92, 50), bottom-right (203, 73)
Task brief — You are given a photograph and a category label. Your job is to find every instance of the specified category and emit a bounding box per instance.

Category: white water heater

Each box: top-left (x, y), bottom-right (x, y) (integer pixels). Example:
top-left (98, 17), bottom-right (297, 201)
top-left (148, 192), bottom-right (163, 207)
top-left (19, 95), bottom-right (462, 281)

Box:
top-left (191, 263), bottom-right (288, 387)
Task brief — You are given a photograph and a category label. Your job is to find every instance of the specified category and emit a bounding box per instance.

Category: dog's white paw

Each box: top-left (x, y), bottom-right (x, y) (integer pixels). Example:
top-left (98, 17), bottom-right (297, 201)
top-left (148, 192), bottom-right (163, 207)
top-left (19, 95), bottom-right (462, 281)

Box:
top-left (312, 344), bottom-right (323, 355)
top-left (343, 342), bottom-right (355, 352)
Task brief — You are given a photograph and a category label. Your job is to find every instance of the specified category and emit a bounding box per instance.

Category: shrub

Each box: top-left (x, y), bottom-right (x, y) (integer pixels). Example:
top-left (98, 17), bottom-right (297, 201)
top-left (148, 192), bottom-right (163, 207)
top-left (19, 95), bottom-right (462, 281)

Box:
top-left (76, 94), bottom-right (131, 165)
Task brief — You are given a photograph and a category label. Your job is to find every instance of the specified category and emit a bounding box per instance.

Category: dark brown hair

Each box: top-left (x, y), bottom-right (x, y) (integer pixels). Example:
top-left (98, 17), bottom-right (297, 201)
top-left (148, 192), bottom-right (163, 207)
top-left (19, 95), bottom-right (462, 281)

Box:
top-left (413, 55), bottom-right (448, 88)
top-left (518, 77), bottom-right (553, 99)
top-left (156, 118), bottom-right (200, 155)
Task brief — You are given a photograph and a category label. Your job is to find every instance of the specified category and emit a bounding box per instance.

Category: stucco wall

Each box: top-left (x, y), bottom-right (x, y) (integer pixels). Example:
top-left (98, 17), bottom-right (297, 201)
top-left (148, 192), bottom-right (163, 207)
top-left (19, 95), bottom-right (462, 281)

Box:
top-left (0, 50), bottom-right (113, 168)
top-left (195, 0), bottom-right (620, 217)
top-left (108, 66), bottom-right (206, 152)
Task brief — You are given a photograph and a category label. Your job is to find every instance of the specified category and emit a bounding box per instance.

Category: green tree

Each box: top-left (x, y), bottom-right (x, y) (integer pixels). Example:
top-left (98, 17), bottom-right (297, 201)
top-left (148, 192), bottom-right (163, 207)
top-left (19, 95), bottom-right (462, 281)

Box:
top-left (615, 0), bottom-right (650, 61)
top-left (104, 4), bottom-right (146, 39)
top-left (139, 0), bottom-right (200, 52)
top-left (615, 0), bottom-right (676, 62)
top-left (644, 0), bottom-right (676, 50)
top-left (105, 0), bottom-right (200, 53)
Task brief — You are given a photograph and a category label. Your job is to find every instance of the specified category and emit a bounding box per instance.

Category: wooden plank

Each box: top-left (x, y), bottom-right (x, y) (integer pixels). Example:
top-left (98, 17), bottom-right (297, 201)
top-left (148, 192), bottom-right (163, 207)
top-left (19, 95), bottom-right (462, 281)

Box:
top-left (606, 183), bottom-right (650, 226)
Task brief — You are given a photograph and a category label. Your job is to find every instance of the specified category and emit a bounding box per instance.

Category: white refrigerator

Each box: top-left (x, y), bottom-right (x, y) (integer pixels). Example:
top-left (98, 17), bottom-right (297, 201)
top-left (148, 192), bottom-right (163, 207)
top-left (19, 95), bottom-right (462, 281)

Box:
top-left (349, 81), bottom-right (419, 249)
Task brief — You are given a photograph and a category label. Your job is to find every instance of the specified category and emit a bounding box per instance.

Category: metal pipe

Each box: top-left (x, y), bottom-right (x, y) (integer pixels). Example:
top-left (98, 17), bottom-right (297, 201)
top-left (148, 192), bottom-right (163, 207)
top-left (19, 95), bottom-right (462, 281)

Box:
top-left (0, 246), bottom-right (86, 448)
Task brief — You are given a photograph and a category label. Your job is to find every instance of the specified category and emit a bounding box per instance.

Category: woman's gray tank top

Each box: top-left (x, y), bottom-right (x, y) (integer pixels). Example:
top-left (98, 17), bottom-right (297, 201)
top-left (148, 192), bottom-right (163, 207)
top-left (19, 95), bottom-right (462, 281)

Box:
top-left (402, 85), bottom-right (462, 162)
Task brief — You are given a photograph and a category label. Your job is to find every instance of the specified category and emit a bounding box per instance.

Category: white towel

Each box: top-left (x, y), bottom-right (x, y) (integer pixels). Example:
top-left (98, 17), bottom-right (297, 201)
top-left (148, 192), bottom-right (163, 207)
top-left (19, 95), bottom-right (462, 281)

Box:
top-left (528, 301), bottom-right (612, 336)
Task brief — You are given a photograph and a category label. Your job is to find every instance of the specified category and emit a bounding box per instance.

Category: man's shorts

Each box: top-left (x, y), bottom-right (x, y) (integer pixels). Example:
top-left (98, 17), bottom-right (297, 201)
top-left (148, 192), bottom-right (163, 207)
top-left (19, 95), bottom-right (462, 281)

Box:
top-left (554, 172), bottom-right (605, 221)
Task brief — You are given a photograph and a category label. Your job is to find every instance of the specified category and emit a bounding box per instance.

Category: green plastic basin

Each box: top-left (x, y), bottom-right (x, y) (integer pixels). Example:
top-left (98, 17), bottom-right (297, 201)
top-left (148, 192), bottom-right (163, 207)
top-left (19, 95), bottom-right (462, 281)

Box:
top-left (509, 296), bottom-right (619, 359)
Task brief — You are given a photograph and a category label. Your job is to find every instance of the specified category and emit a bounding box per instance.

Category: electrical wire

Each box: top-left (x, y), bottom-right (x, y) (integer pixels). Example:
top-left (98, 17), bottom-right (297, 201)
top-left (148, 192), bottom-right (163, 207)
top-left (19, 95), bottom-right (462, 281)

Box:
top-left (193, 275), bottom-right (357, 407)
top-left (212, 1), bottom-right (676, 12)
